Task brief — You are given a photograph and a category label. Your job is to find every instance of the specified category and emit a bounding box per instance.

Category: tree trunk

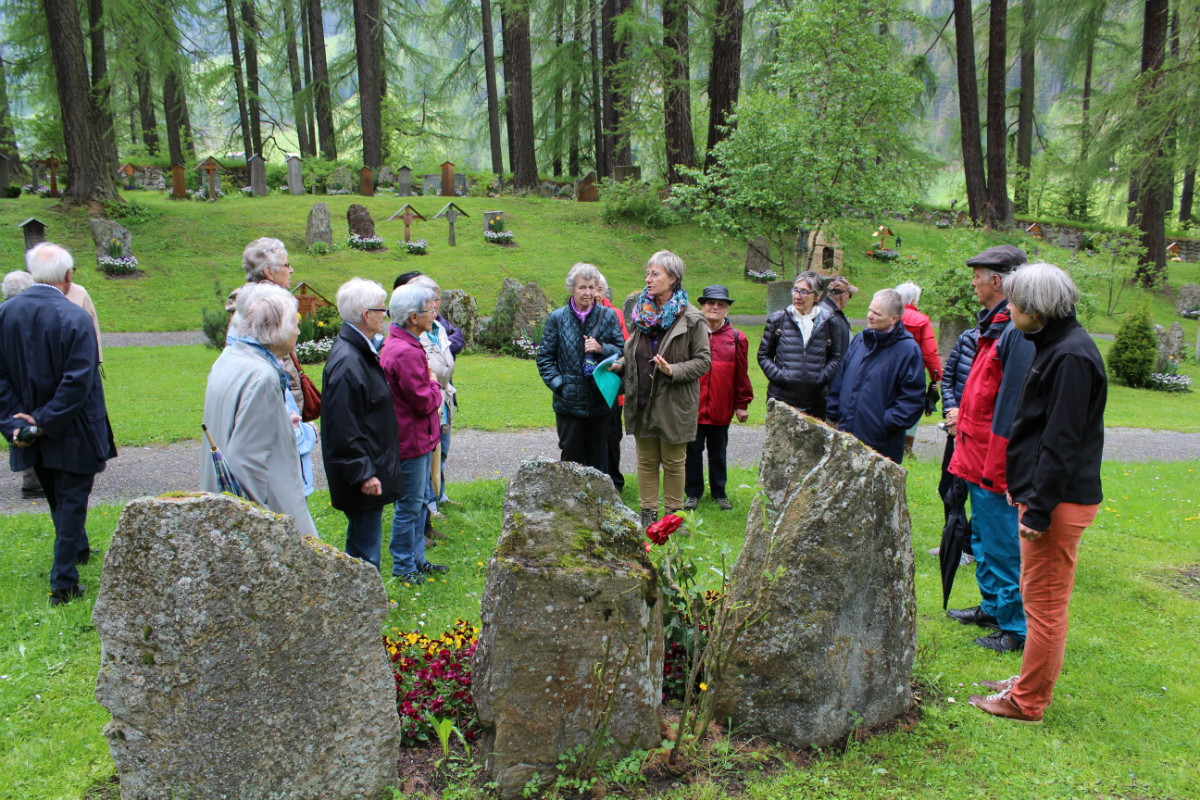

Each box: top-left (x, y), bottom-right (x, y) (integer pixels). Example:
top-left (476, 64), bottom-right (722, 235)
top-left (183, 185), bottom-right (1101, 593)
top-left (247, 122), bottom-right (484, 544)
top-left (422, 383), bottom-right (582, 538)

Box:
top-left (1133, 0), bottom-right (1169, 288)
top-left (1161, 9), bottom-right (1179, 213)
top-left (127, 83), bottom-right (137, 145)
top-left (590, 0), bottom-right (605, 177)
top-left (283, 0), bottom-right (311, 158)
top-left (500, 5), bottom-right (515, 172)
top-left (1076, 36), bottom-right (1094, 220)
top-left (984, 0), bottom-right (1011, 227)
top-left (663, 0), bottom-right (696, 184)
top-left (86, 0), bottom-right (118, 169)
top-left (224, 0), bottom-right (252, 159)
top-left (568, 0), bottom-right (583, 176)
top-left (0, 56), bottom-right (21, 188)
top-left (705, 0), bottom-right (743, 169)
top-left (503, 0), bottom-right (538, 190)
top-left (1014, 0), bottom-right (1035, 215)
top-left (308, 0), bottom-right (337, 159)
top-left (353, 0), bottom-right (383, 169)
top-left (163, 69), bottom-right (185, 166)
top-left (241, 0), bottom-right (262, 156)
top-left (179, 84), bottom-right (196, 159)
top-left (300, 0), bottom-right (316, 156)
top-left (954, 0), bottom-right (987, 222)
top-left (1180, 166), bottom-right (1195, 222)
top-left (481, 0), bottom-right (504, 178)
top-left (41, 0), bottom-right (118, 203)
top-left (135, 55), bottom-right (159, 156)
top-left (601, 0), bottom-right (632, 174)
top-left (552, 7), bottom-right (564, 178)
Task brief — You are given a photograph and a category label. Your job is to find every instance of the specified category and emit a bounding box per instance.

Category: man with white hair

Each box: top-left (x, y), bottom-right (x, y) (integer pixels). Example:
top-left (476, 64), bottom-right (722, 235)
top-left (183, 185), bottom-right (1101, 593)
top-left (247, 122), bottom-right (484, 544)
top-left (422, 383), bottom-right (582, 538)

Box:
top-left (0, 243), bottom-right (116, 606)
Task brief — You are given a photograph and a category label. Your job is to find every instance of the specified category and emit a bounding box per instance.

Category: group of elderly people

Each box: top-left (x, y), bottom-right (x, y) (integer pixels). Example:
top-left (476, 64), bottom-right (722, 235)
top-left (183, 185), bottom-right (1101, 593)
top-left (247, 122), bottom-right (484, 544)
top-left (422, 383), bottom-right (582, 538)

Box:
top-left (202, 239), bottom-right (458, 584)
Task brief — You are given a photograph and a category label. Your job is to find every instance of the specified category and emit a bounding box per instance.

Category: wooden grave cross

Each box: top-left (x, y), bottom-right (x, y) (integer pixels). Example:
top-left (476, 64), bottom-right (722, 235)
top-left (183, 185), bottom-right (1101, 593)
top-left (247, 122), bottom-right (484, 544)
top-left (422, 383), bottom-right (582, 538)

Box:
top-left (203, 158), bottom-right (220, 201)
top-left (387, 203), bottom-right (427, 243)
top-left (433, 201), bottom-right (469, 247)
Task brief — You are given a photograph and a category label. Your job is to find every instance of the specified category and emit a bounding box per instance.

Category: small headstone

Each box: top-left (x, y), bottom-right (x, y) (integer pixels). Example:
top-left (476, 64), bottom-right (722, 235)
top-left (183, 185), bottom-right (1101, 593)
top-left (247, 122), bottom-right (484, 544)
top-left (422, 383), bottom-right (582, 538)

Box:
top-left (765, 280), bottom-right (793, 315)
top-left (575, 170), bottom-right (599, 202)
top-left (539, 181), bottom-right (557, 198)
top-left (557, 184), bottom-right (573, 199)
top-left (441, 161), bottom-right (455, 197)
top-left (440, 289), bottom-right (478, 347)
top-left (473, 461), bottom-right (662, 798)
top-left (477, 278), bottom-right (552, 351)
top-left (744, 235), bottom-right (771, 277)
top-left (1155, 321), bottom-right (1185, 361)
top-left (483, 210), bottom-right (504, 233)
top-left (613, 164), bottom-right (641, 183)
top-left (712, 402), bottom-right (917, 748)
top-left (377, 165), bottom-right (395, 186)
top-left (306, 202), bottom-right (333, 248)
top-left (1176, 283), bottom-right (1200, 317)
top-left (347, 203), bottom-right (376, 238)
top-left (93, 494), bottom-right (400, 800)
top-left (326, 164), bottom-right (353, 193)
top-left (30, 162), bottom-right (41, 192)
top-left (622, 290), bottom-right (639, 326)
top-left (359, 166), bottom-right (373, 197)
top-left (248, 155), bottom-right (267, 197)
top-left (286, 156), bottom-right (304, 195)
top-left (89, 218), bottom-right (133, 259)
top-left (18, 217), bottom-right (48, 251)
top-left (397, 166), bottom-right (413, 197)
top-left (423, 174), bottom-right (441, 196)
top-left (454, 173), bottom-right (468, 195)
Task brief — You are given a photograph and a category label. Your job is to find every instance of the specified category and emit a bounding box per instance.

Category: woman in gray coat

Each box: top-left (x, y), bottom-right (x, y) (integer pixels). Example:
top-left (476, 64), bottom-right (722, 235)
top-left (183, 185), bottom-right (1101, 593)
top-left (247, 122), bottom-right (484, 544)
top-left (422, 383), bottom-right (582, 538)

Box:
top-left (202, 283), bottom-right (317, 536)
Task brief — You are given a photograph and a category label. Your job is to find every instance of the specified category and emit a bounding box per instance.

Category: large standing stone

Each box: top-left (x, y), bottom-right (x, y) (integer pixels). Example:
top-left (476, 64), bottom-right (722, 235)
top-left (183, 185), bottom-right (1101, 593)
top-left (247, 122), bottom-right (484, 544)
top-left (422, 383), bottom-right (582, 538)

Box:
top-left (89, 218), bottom-right (133, 259)
top-left (347, 203), bottom-right (376, 238)
top-left (765, 280), bottom-right (793, 315)
top-left (477, 278), bottom-right (553, 351)
top-left (713, 401), bottom-right (917, 749)
top-left (326, 164), bottom-right (353, 193)
top-left (441, 289), bottom-right (479, 347)
top-left (473, 460), bottom-right (662, 799)
top-left (305, 202), bottom-right (333, 248)
top-left (575, 170), bottom-right (599, 202)
top-left (423, 174), bottom-right (441, 196)
top-left (1177, 283), bottom-right (1200, 316)
top-left (377, 165), bottom-right (395, 186)
top-left (1155, 321), bottom-right (1185, 361)
top-left (249, 154), bottom-right (267, 196)
top-left (93, 494), bottom-right (400, 800)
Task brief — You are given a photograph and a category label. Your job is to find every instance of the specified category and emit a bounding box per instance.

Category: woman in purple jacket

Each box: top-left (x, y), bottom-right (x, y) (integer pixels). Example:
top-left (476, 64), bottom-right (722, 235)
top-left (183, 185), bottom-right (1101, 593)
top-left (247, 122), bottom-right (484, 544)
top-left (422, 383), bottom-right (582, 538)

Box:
top-left (380, 284), bottom-right (450, 583)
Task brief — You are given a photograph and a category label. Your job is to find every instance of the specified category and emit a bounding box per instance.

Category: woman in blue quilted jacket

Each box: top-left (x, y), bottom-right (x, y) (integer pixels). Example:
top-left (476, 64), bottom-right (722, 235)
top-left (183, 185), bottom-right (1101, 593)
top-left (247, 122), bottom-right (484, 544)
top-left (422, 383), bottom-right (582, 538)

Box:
top-left (757, 270), bottom-right (844, 419)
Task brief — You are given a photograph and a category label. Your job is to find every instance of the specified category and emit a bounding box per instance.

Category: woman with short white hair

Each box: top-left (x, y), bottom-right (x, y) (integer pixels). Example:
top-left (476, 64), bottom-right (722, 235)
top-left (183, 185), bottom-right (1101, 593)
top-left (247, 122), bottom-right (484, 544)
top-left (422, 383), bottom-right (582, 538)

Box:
top-left (895, 280), bottom-right (941, 455)
top-left (2, 270), bottom-right (34, 300)
top-left (202, 283), bottom-right (317, 536)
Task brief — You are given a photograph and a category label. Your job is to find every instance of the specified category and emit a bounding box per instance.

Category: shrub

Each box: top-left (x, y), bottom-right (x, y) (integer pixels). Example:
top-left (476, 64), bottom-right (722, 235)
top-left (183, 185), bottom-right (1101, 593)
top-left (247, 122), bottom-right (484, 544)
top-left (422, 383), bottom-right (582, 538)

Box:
top-left (104, 199), bottom-right (158, 223)
top-left (3, 185), bottom-right (20, 198)
top-left (1107, 301), bottom-right (1158, 388)
top-left (599, 179), bottom-right (680, 228)
top-left (201, 308), bottom-right (228, 350)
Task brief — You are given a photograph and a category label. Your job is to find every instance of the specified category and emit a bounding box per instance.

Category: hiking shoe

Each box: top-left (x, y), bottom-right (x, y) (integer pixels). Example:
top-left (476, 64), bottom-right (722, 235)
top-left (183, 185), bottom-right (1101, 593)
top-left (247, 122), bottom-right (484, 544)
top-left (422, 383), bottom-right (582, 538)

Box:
top-left (980, 675), bottom-right (1020, 692)
top-left (968, 689), bottom-right (1042, 724)
top-left (683, 497), bottom-right (699, 510)
top-left (714, 497), bottom-right (733, 511)
top-left (975, 630), bottom-right (1025, 653)
top-left (49, 584), bottom-right (86, 607)
top-left (418, 562), bottom-right (449, 574)
top-left (947, 605), bottom-right (1000, 630)
top-left (928, 546), bottom-right (941, 556)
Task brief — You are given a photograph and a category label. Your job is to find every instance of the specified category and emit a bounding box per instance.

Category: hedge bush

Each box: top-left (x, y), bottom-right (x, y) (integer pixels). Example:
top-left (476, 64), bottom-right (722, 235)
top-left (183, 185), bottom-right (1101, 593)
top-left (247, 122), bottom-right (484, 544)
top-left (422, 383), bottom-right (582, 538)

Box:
top-left (1107, 300), bottom-right (1158, 387)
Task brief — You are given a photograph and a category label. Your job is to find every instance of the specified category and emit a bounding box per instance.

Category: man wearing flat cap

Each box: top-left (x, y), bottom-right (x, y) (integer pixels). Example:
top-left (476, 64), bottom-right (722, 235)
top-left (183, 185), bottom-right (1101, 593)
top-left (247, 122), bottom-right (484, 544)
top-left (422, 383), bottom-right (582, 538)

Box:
top-left (946, 245), bottom-right (1036, 652)
top-left (684, 285), bottom-right (753, 511)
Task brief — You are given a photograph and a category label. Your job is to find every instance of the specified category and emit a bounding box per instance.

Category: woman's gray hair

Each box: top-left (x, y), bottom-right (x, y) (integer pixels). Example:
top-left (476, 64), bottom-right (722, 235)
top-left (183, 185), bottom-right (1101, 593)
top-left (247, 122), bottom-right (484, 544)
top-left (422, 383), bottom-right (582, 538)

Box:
top-left (336, 277), bottom-right (387, 324)
top-left (647, 250), bottom-right (686, 291)
top-left (794, 270), bottom-right (823, 295)
top-left (26, 243), bottom-right (73, 284)
top-left (389, 284), bottom-right (437, 325)
top-left (2, 270), bottom-right (34, 300)
top-left (234, 282), bottom-right (298, 349)
top-left (242, 237), bottom-right (288, 282)
top-left (894, 281), bottom-right (922, 306)
top-left (565, 262), bottom-right (602, 294)
top-left (411, 274), bottom-right (441, 294)
top-left (1002, 262), bottom-right (1080, 320)
top-left (873, 288), bottom-right (904, 318)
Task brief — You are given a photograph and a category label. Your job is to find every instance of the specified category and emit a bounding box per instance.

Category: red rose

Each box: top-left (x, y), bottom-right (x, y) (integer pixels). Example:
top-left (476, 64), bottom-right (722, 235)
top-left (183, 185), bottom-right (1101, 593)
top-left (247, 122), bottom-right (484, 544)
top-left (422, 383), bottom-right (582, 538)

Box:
top-left (646, 514), bottom-right (684, 545)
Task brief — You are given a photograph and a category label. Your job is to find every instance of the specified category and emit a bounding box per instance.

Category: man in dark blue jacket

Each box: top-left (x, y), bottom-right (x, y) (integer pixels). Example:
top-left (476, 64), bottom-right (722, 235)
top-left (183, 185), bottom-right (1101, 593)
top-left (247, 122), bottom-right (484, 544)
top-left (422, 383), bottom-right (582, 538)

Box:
top-left (0, 243), bottom-right (116, 606)
top-left (826, 289), bottom-right (925, 463)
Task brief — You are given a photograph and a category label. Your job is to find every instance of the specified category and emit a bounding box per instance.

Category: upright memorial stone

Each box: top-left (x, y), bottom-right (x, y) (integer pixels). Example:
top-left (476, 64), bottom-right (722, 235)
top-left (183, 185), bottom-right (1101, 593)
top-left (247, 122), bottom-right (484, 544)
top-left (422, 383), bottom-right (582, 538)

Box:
top-left (423, 174), bottom-right (441, 196)
top-left (482, 210), bottom-right (504, 233)
top-left (397, 166), bottom-right (413, 197)
top-left (306, 202), bottom-right (333, 248)
top-left (744, 236), bottom-right (771, 277)
top-left (30, 161), bottom-right (41, 193)
top-left (377, 165), bottom-right (395, 186)
top-left (455, 174), bottom-right (468, 195)
top-left (359, 167), bottom-right (373, 197)
top-left (347, 203), bottom-right (376, 238)
top-left (286, 156), bottom-right (304, 195)
top-left (574, 170), bottom-right (599, 202)
top-left (613, 164), bottom-right (641, 183)
top-left (434, 201), bottom-right (469, 247)
top-left (93, 494), bottom-right (401, 800)
top-left (387, 204), bottom-right (426, 243)
top-left (46, 154), bottom-right (59, 198)
top-left (441, 161), bottom-right (455, 197)
top-left (248, 154), bottom-right (267, 197)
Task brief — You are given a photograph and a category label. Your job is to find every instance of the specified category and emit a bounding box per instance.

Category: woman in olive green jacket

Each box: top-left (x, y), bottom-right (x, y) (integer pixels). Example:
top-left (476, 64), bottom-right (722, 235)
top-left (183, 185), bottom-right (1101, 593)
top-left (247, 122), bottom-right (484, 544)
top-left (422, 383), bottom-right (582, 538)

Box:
top-left (614, 251), bottom-right (711, 528)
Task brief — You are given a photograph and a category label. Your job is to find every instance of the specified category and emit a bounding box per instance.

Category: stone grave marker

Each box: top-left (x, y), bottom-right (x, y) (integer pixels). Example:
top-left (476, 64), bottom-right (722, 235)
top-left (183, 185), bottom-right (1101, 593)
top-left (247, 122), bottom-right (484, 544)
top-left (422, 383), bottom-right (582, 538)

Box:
top-left (347, 203), bottom-right (376, 238)
top-left (477, 278), bottom-right (552, 351)
top-left (766, 281), bottom-right (793, 315)
top-left (1176, 283), bottom-right (1200, 317)
top-left (286, 156), bottom-right (304, 195)
top-left (386, 203), bottom-right (426, 243)
top-left (377, 165), bottom-right (395, 186)
top-left (422, 174), bottom-right (441, 196)
top-left (248, 154), bottom-right (267, 196)
top-left (93, 494), bottom-right (400, 800)
top-left (454, 173), bottom-right (468, 195)
top-left (575, 170), bottom-right (599, 202)
top-left (441, 161), bottom-right (455, 197)
top-left (434, 201), bottom-right (468, 247)
top-left (440, 289), bottom-right (478, 347)
top-left (539, 181), bottom-right (557, 198)
top-left (397, 166), bottom-right (413, 196)
top-left (1155, 321), bottom-right (1185, 361)
top-left (90, 219), bottom-right (133, 259)
top-left (613, 164), bottom-right (641, 182)
top-left (326, 164), bottom-right (353, 193)
top-left (744, 236), bottom-right (771, 277)
top-left (306, 202), bottom-right (333, 247)
top-left (712, 402), bottom-right (917, 748)
top-left (473, 460), bottom-right (661, 798)
top-left (483, 210), bottom-right (504, 233)
top-left (359, 166), bottom-right (373, 196)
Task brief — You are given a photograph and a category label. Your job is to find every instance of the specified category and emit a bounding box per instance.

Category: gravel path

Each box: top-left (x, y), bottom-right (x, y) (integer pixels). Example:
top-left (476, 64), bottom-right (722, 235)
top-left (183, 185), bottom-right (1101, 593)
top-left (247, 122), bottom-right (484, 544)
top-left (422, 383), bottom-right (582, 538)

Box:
top-left (3, 424), bottom-right (1197, 514)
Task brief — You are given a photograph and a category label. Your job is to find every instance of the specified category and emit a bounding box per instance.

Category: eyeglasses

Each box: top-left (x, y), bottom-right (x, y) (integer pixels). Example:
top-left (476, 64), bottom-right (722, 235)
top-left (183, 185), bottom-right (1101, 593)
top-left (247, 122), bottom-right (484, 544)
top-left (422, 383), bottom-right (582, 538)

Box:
top-left (278, 261), bottom-right (291, 270)
top-left (791, 288), bottom-right (815, 296)
top-left (368, 307), bottom-right (389, 317)
top-left (829, 289), bottom-right (848, 297)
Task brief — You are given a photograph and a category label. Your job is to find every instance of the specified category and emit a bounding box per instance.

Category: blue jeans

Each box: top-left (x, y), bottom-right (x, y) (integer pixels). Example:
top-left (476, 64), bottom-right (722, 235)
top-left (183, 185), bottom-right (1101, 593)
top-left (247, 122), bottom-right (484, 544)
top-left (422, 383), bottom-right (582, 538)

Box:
top-left (969, 482), bottom-right (1026, 637)
top-left (438, 427), bottom-right (451, 502)
top-left (390, 451), bottom-right (433, 576)
top-left (344, 507), bottom-right (384, 571)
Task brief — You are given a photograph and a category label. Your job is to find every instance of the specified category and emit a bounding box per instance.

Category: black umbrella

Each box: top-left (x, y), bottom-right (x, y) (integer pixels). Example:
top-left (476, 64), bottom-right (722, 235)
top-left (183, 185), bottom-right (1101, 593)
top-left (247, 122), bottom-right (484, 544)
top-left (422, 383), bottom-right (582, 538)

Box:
top-left (939, 473), bottom-right (972, 609)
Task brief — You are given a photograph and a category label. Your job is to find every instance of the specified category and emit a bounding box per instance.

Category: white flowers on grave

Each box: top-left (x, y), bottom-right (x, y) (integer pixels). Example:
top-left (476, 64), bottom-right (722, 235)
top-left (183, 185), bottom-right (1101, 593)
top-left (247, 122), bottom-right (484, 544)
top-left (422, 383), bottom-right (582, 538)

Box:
top-left (347, 233), bottom-right (385, 251)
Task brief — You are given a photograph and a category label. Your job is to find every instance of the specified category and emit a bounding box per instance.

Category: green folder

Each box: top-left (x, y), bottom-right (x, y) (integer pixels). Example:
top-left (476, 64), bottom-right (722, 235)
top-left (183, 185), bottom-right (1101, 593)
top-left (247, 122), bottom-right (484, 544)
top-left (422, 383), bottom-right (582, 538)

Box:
top-left (593, 354), bottom-right (622, 408)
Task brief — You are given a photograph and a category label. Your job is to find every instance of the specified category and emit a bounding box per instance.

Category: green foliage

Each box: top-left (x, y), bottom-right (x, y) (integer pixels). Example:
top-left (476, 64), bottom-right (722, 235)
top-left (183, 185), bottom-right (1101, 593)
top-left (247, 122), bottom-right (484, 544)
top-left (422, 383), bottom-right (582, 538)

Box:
top-left (3, 185), bottom-right (20, 199)
top-left (102, 200), bottom-right (158, 223)
top-left (200, 281), bottom-right (229, 350)
top-left (1107, 299), bottom-right (1158, 387)
top-left (599, 179), bottom-right (680, 229)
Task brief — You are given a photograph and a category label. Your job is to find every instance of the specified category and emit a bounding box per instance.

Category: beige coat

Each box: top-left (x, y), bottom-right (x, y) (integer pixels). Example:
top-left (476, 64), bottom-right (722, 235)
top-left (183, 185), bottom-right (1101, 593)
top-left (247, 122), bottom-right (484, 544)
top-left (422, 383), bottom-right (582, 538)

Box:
top-left (623, 305), bottom-right (711, 444)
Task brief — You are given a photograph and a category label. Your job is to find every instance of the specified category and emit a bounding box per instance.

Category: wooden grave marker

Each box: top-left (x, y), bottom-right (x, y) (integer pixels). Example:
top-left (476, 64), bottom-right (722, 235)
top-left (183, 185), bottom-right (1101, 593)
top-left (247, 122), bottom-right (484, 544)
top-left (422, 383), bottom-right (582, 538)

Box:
top-left (440, 162), bottom-right (455, 197)
top-left (171, 164), bottom-right (187, 199)
top-left (18, 217), bottom-right (48, 251)
top-left (387, 203), bottom-right (427, 243)
top-left (360, 167), bottom-right (374, 197)
top-left (434, 201), bottom-right (469, 247)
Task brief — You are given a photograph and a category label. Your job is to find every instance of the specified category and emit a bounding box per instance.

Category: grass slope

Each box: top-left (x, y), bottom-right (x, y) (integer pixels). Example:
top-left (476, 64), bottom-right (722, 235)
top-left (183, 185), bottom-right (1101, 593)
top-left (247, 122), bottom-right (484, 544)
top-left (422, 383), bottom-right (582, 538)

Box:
top-left (2, 460), bottom-right (1198, 799)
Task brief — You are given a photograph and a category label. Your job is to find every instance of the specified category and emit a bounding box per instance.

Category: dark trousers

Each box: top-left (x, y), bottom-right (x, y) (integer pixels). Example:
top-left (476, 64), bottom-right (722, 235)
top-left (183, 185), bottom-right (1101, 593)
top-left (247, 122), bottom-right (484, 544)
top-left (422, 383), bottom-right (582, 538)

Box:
top-left (344, 506), bottom-right (384, 571)
top-left (606, 404), bottom-right (625, 491)
top-left (556, 412), bottom-right (608, 472)
top-left (33, 465), bottom-right (95, 592)
top-left (685, 423), bottom-right (730, 500)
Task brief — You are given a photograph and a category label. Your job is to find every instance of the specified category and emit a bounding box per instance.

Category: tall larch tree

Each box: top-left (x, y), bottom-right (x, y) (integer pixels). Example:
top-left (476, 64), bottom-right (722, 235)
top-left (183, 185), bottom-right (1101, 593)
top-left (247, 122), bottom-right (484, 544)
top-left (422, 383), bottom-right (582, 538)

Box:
top-left (1133, 0), bottom-right (1170, 286)
top-left (705, 0), bottom-right (743, 169)
top-left (241, 0), bottom-right (262, 156)
top-left (663, 0), bottom-right (696, 183)
top-left (224, 0), bottom-right (253, 158)
top-left (282, 0), bottom-right (311, 157)
top-left (308, 0), bottom-right (337, 159)
top-left (1014, 0), bottom-right (1036, 215)
top-left (954, 0), bottom-right (988, 222)
top-left (503, 0), bottom-right (538, 189)
top-left (353, 0), bottom-right (384, 169)
top-left (984, 0), bottom-right (1011, 227)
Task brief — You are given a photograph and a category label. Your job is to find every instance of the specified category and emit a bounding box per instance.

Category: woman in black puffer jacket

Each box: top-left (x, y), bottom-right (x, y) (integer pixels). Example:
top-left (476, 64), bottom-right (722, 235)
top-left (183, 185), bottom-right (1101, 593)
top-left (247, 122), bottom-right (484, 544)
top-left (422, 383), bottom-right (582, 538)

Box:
top-left (757, 271), bottom-right (844, 419)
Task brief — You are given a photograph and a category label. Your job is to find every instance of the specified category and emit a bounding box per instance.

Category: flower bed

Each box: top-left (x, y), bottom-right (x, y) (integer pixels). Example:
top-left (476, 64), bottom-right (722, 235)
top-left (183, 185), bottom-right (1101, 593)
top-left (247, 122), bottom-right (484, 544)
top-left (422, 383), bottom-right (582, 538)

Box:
top-left (484, 230), bottom-right (515, 245)
top-left (1147, 372), bottom-right (1193, 392)
top-left (97, 255), bottom-right (139, 275)
top-left (745, 268), bottom-right (778, 282)
top-left (385, 620), bottom-right (480, 747)
top-left (347, 233), bottom-right (385, 251)
top-left (401, 238), bottom-right (429, 255)
top-left (21, 184), bottom-right (50, 197)
top-left (865, 248), bottom-right (899, 261)
top-left (295, 338), bottom-right (333, 364)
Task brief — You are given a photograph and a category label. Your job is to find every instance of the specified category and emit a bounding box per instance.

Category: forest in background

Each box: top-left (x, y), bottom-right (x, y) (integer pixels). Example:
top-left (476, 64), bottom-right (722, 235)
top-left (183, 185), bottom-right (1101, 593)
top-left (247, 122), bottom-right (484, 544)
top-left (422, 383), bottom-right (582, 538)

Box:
top-left (0, 0), bottom-right (1198, 286)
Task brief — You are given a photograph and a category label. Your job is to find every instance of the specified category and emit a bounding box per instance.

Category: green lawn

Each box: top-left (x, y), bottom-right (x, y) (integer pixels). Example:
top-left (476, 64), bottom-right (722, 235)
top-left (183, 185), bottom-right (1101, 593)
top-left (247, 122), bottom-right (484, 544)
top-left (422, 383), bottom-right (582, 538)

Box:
top-left (2, 460), bottom-right (1198, 799)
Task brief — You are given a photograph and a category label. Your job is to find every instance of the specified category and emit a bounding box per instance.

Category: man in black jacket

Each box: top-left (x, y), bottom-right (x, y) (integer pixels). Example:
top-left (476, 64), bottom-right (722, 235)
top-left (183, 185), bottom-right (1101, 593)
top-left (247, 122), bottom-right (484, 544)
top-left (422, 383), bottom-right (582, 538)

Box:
top-left (820, 274), bottom-right (857, 357)
top-left (321, 278), bottom-right (406, 571)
